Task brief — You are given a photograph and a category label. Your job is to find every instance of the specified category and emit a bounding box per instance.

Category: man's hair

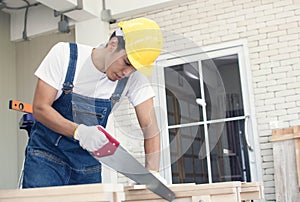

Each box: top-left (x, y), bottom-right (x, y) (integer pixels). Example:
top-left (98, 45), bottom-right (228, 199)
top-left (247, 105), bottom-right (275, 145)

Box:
top-left (107, 31), bottom-right (125, 51)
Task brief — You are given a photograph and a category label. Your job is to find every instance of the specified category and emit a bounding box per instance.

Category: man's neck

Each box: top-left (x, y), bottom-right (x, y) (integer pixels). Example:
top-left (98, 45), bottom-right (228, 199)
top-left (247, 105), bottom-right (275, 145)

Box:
top-left (91, 47), bottom-right (106, 73)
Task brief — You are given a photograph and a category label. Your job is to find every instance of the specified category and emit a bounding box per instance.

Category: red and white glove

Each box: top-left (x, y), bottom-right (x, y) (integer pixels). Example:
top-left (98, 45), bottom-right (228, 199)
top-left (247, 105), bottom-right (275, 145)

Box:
top-left (74, 124), bottom-right (108, 152)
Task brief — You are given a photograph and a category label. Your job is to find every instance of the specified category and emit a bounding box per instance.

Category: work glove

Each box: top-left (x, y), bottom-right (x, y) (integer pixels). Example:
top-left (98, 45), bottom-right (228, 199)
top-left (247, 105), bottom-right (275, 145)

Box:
top-left (149, 170), bottom-right (168, 185)
top-left (74, 124), bottom-right (108, 152)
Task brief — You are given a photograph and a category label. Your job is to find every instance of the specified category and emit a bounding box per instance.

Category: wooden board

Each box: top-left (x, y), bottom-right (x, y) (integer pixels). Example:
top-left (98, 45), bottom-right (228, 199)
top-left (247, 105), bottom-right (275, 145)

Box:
top-left (240, 182), bottom-right (264, 201)
top-left (293, 126), bottom-right (300, 191)
top-left (124, 182), bottom-right (247, 202)
top-left (0, 182), bottom-right (263, 202)
top-left (0, 184), bottom-right (124, 202)
top-left (272, 126), bottom-right (295, 142)
top-left (295, 138), bottom-right (300, 191)
top-left (272, 125), bottom-right (300, 192)
top-left (273, 140), bottom-right (300, 201)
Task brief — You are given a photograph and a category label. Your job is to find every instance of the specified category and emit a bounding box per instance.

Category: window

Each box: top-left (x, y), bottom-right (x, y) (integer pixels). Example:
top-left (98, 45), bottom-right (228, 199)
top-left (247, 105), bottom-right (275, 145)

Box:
top-left (156, 43), bottom-right (261, 184)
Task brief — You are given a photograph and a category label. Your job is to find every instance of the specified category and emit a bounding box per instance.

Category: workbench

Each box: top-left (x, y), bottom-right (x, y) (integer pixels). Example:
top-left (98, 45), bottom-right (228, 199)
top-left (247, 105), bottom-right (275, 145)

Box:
top-left (0, 182), bottom-right (263, 202)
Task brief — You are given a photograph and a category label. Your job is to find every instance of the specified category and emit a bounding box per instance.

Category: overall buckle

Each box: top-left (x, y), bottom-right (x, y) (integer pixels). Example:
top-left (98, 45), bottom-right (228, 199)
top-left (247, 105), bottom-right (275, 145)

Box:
top-left (62, 82), bottom-right (74, 94)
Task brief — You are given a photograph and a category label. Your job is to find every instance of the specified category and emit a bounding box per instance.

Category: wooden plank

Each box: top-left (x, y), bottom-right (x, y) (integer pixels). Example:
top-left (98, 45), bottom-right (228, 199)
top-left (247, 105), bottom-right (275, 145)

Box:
top-left (272, 125), bottom-right (300, 193)
top-left (0, 193), bottom-right (120, 202)
top-left (0, 184), bottom-right (123, 197)
top-left (211, 193), bottom-right (240, 202)
top-left (271, 126), bottom-right (294, 142)
top-left (272, 126), bottom-right (293, 136)
top-left (124, 182), bottom-right (242, 201)
top-left (273, 140), bottom-right (300, 201)
top-left (0, 184), bottom-right (124, 202)
top-left (125, 183), bottom-right (196, 192)
top-left (124, 186), bottom-right (240, 198)
top-left (125, 182), bottom-right (241, 192)
top-left (272, 133), bottom-right (295, 142)
top-left (293, 126), bottom-right (300, 191)
top-left (295, 138), bottom-right (300, 191)
top-left (293, 126), bottom-right (300, 134)
top-left (240, 182), bottom-right (264, 200)
top-left (191, 195), bottom-right (211, 202)
top-left (271, 125), bottom-right (300, 142)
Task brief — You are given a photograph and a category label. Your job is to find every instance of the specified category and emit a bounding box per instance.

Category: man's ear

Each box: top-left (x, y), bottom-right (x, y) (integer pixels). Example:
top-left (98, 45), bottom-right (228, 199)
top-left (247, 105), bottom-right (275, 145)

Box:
top-left (107, 37), bottom-right (118, 52)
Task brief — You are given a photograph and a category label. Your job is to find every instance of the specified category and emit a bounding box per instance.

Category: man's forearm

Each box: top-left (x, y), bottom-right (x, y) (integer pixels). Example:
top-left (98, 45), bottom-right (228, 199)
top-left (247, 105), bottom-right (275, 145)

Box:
top-left (33, 104), bottom-right (78, 137)
top-left (135, 98), bottom-right (161, 171)
top-left (32, 78), bottom-right (78, 137)
top-left (144, 132), bottom-right (161, 171)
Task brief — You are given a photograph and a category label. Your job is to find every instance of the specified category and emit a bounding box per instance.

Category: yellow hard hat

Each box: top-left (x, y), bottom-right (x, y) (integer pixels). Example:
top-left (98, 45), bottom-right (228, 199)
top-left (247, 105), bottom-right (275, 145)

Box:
top-left (118, 18), bottom-right (163, 75)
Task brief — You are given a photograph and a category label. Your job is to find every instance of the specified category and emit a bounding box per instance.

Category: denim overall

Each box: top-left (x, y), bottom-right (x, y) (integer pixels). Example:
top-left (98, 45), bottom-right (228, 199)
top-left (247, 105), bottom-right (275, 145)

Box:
top-left (22, 43), bottom-right (128, 188)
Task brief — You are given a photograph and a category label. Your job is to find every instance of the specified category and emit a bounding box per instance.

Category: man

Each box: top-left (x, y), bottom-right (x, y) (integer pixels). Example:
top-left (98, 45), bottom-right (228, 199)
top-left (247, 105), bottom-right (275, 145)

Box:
top-left (22, 17), bottom-right (164, 188)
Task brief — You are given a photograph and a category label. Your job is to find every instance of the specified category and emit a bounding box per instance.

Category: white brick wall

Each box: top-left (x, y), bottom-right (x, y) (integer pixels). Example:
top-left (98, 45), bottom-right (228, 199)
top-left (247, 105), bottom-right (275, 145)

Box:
top-left (114, 0), bottom-right (300, 201)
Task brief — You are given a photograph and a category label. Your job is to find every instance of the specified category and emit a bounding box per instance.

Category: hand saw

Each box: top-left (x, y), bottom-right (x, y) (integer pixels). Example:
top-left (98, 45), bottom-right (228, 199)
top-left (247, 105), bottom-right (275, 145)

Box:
top-left (92, 126), bottom-right (175, 201)
top-left (9, 100), bottom-right (176, 201)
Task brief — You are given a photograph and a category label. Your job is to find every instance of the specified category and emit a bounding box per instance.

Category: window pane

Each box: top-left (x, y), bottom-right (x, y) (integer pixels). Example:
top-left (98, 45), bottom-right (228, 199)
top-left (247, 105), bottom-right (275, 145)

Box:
top-left (202, 55), bottom-right (244, 120)
top-left (169, 126), bottom-right (208, 184)
top-left (209, 121), bottom-right (251, 182)
top-left (164, 63), bottom-right (203, 125)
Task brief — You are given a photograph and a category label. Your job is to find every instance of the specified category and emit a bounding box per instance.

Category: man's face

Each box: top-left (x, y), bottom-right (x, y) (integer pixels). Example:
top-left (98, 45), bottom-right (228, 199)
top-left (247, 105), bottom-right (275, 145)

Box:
top-left (105, 49), bottom-right (136, 81)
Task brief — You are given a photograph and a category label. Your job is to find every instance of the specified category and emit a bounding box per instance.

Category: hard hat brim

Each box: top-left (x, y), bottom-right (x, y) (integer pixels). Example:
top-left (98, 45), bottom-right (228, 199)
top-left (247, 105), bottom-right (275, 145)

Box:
top-left (128, 54), bottom-right (154, 76)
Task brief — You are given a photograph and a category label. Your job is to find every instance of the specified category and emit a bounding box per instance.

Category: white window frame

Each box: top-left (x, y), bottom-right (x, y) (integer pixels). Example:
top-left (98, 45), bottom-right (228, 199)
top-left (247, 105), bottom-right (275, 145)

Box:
top-left (152, 40), bottom-right (263, 184)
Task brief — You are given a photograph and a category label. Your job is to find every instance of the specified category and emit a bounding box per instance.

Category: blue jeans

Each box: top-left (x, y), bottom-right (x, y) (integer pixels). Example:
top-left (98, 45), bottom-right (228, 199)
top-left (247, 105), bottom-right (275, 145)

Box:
top-left (23, 147), bottom-right (101, 187)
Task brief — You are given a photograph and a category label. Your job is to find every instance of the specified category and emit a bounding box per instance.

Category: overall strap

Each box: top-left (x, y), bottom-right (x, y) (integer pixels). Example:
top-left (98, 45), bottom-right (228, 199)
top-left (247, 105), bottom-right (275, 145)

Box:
top-left (62, 42), bottom-right (78, 94)
top-left (110, 77), bottom-right (129, 108)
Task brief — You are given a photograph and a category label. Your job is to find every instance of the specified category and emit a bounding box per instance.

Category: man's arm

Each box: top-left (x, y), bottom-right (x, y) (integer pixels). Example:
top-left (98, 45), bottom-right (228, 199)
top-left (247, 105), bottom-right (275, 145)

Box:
top-left (32, 78), bottom-right (78, 137)
top-left (134, 98), bottom-right (160, 171)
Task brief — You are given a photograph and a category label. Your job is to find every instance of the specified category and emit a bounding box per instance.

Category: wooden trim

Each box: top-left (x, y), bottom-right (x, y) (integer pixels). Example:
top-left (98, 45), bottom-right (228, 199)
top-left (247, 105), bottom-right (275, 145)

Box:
top-left (271, 126), bottom-right (300, 142)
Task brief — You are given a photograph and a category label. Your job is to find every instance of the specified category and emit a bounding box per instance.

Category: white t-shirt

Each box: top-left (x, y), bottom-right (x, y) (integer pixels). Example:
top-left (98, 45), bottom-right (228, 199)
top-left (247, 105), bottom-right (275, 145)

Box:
top-left (35, 42), bottom-right (155, 107)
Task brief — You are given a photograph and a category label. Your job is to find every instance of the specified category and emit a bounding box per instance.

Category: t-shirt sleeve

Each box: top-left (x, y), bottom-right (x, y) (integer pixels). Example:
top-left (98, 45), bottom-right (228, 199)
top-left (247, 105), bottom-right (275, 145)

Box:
top-left (126, 72), bottom-right (155, 107)
top-left (34, 42), bottom-right (69, 90)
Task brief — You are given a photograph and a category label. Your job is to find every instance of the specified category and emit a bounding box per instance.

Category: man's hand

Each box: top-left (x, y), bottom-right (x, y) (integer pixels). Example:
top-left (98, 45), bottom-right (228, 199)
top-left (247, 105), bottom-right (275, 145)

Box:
top-left (150, 170), bottom-right (168, 185)
top-left (74, 124), bottom-right (108, 152)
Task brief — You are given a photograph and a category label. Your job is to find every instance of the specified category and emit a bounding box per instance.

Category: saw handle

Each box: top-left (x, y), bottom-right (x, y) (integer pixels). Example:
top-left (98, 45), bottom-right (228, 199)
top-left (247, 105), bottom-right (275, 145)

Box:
top-left (92, 126), bottom-right (120, 157)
